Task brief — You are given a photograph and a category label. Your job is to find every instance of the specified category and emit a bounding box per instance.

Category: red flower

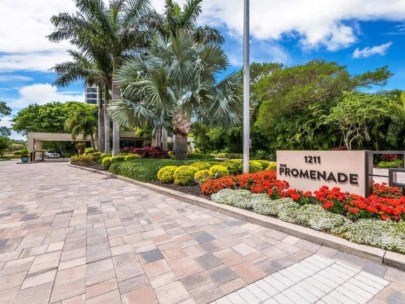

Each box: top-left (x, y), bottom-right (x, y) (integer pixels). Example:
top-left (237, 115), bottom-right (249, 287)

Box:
top-left (323, 202), bottom-right (334, 209)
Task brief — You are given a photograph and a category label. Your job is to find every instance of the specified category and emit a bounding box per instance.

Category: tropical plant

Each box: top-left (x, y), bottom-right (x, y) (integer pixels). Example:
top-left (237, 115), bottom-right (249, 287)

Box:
top-left (110, 30), bottom-right (241, 160)
top-left (52, 49), bottom-right (111, 153)
top-left (158, 0), bottom-right (223, 44)
top-left (49, 0), bottom-right (154, 156)
top-left (65, 105), bottom-right (98, 149)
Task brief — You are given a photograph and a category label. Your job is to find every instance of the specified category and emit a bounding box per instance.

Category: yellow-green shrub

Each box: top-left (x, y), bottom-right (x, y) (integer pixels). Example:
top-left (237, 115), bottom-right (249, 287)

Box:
top-left (194, 170), bottom-right (211, 184)
top-left (71, 154), bottom-right (96, 165)
top-left (174, 166), bottom-right (199, 185)
top-left (267, 162), bottom-right (277, 170)
top-left (157, 166), bottom-right (178, 183)
top-left (125, 154), bottom-right (141, 161)
top-left (102, 157), bottom-right (113, 170)
top-left (191, 161), bottom-right (212, 170)
top-left (249, 160), bottom-right (263, 173)
top-left (209, 165), bottom-right (229, 178)
top-left (220, 160), bottom-right (242, 174)
top-left (256, 160), bottom-right (271, 170)
top-left (112, 156), bottom-right (125, 164)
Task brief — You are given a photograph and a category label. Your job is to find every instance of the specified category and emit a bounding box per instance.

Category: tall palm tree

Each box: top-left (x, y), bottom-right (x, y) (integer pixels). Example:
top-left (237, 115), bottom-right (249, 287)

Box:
top-left (65, 105), bottom-right (98, 149)
top-left (48, 0), bottom-right (153, 156)
top-left (160, 0), bottom-right (223, 44)
top-left (52, 50), bottom-right (110, 152)
top-left (110, 30), bottom-right (241, 160)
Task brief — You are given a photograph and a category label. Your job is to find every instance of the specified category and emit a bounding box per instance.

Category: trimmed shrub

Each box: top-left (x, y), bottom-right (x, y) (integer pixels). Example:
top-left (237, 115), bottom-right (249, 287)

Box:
top-left (71, 154), bottom-right (97, 165)
top-left (191, 161), bottom-right (212, 170)
top-left (125, 154), bottom-right (141, 161)
top-left (220, 160), bottom-right (243, 175)
top-left (267, 162), bottom-right (277, 170)
top-left (209, 165), bottom-right (229, 178)
top-left (84, 147), bottom-right (95, 154)
top-left (109, 159), bottom-right (198, 182)
top-left (102, 157), bottom-right (113, 170)
top-left (249, 160), bottom-right (263, 173)
top-left (256, 160), bottom-right (271, 170)
top-left (174, 166), bottom-right (199, 185)
top-left (187, 153), bottom-right (214, 160)
top-left (111, 156), bottom-right (126, 164)
top-left (122, 146), bottom-right (169, 158)
top-left (194, 170), bottom-right (211, 184)
top-left (157, 166), bottom-right (178, 183)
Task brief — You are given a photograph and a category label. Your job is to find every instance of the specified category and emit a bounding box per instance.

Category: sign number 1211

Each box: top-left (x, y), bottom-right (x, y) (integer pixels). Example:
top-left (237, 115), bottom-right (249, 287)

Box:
top-left (304, 156), bottom-right (321, 164)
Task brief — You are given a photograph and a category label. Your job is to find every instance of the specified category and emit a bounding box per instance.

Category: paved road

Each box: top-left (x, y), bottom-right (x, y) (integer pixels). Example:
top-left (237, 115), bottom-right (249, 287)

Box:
top-left (0, 161), bottom-right (404, 304)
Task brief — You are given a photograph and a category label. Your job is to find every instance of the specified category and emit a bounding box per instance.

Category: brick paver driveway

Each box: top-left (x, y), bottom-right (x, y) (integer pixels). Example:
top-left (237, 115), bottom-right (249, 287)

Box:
top-left (0, 161), bottom-right (404, 304)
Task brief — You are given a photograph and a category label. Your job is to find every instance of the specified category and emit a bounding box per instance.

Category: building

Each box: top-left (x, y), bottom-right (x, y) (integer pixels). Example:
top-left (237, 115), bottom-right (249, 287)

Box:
top-left (85, 84), bottom-right (98, 104)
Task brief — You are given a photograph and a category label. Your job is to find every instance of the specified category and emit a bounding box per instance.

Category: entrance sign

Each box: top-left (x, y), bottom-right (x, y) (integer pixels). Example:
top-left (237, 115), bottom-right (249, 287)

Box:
top-left (277, 151), bottom-right (366, 196)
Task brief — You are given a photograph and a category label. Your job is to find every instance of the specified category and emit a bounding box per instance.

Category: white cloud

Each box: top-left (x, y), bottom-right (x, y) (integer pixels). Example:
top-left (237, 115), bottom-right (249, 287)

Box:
top-left (352, 42), bottom-right (393, 58)
top-left (153, 0), bottom-right (405, 51)
top-left (8, 83), bottom-right (85, 110)
top-left (0, 51), bottom-right (72, 72)
top-left (1, 0), bottom-right (405, 74)
top-left (0, 75), bottom-right (33, 82)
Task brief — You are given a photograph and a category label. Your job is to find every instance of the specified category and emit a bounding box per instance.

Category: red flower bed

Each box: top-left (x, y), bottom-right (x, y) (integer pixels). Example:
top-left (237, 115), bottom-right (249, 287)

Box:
top-left (202, 170), bottom-right (405, 221)
top-left (122, 146), bottom-right (169, 158)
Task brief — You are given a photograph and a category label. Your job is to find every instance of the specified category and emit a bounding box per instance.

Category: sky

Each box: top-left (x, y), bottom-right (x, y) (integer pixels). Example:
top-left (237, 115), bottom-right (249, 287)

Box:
top-left (2, 0), bottom-right (405, 140)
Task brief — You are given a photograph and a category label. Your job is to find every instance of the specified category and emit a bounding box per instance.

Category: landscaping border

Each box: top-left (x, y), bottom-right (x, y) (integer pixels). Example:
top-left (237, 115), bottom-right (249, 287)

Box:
top-left (68, 162), bottom-right (405, 271)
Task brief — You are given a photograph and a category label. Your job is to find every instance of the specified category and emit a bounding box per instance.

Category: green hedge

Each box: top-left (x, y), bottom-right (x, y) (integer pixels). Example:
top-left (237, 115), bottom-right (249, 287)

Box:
top-left (109, 159), bottom-right (198, 182)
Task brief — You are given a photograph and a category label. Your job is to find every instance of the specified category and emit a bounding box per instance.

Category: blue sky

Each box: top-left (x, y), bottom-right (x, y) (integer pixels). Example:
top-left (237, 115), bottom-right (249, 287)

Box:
top-left (2, 0), bottom-right (405, 139)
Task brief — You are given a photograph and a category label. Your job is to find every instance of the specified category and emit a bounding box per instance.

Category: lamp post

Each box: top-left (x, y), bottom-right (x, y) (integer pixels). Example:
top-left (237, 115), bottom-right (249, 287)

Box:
top-left (243, 0), bottom-right (250, 173)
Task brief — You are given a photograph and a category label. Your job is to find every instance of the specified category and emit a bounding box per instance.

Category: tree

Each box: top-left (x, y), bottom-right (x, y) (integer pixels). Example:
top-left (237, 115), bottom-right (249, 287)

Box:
top-left (254, 60), bottom-right (392, 152)
top-left (12, 102), bottom-right (90, 134)
top-left (110, 30), bottom-right (241, 159)
top-left (65, 104), bottom-right (98, 149)
top-left (159, 0), bottom-right (223, 44)
top-left (324, 92), bottom-right (398, 150)
top-left (52, 50), bottom-right (112, 152)
top-left (0, 101), bottom-right (11, 118)
top-left (49, 0), bottom-right (154, 156)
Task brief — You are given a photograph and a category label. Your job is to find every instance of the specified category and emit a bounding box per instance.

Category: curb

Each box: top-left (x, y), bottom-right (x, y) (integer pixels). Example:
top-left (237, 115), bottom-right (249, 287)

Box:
top-left (68, 163), bottom-right (405, 271)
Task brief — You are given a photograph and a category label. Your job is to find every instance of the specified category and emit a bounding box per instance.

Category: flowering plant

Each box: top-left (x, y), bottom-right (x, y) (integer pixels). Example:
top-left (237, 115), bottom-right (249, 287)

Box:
top-left (201, 170), bottom-right (405, 221)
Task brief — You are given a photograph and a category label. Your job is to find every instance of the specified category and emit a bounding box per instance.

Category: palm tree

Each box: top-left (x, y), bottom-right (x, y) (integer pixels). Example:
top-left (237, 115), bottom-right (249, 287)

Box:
top-left (52, 50), bottom-right (110, 152)
top-left (109, 30), bottom-right (241, 160)
top-left (48, 0), bottom-right (153, 156)
top-left (160, 0), bottom-right (223, 44)
top-left (65, 105), bottom-right (98, 149)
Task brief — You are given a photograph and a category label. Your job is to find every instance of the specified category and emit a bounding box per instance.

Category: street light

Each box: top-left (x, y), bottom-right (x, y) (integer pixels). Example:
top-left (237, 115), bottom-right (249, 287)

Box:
top-left (243, 0), bottom-right (250, 173)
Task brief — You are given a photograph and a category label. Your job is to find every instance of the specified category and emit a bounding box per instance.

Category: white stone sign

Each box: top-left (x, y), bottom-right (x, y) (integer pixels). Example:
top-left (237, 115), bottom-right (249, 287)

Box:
top-left (277, 151), bottom-right (367, 196)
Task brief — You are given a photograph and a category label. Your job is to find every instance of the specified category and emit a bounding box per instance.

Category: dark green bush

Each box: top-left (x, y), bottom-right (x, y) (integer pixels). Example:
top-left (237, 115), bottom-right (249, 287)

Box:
top-left (186, 153), bottom-right (215, 160)
top-left (109, 159), bottom-right (197, 182)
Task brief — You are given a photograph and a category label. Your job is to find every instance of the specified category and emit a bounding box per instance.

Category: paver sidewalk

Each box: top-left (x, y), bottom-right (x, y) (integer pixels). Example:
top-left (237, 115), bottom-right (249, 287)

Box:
top-left (0, 161), bottom-right (404, 304)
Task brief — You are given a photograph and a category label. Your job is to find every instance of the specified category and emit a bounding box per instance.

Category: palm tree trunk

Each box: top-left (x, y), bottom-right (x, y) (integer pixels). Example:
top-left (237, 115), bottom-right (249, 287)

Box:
top-left (161, 126), bottom-right (168, 150)
top-left (112, 58), bottom-right (121, 156)
top-left (174, 133), bottom-right (188, 160)
top-left (97, 85), bottom-right (105, 153)
top-left (173, 111), bottom-right (192, 160)
top-left (104, 85), bottom-right (111, 154)
top-left (90, 133), bottom-right (95, 150)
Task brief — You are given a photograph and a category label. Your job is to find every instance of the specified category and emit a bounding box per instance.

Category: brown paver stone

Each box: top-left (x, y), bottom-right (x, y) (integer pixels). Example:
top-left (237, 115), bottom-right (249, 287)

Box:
top-left (0, 162), bottom-right (404, 304)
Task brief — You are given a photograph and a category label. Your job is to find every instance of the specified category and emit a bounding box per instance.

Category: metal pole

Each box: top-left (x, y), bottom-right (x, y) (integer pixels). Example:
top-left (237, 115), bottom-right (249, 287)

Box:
top-left (243, 0), bottom-right (250, 173)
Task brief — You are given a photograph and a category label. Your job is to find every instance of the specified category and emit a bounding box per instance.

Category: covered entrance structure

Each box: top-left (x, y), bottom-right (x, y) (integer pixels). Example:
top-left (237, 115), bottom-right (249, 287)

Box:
top-left (27, 131), bottom-right (146, 161)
